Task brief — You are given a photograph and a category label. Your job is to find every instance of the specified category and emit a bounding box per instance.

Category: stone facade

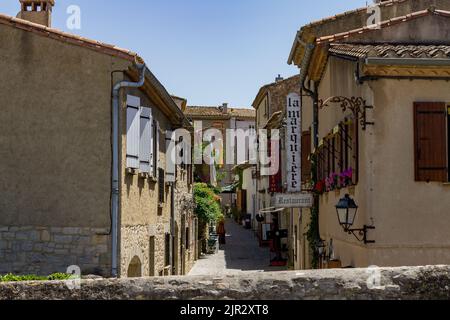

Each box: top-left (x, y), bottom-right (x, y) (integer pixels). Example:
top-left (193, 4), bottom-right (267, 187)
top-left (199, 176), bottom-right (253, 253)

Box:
top-left (1, 265), bottom-right (449, 300)
top-left (0, 226), bottom-right (110, 276)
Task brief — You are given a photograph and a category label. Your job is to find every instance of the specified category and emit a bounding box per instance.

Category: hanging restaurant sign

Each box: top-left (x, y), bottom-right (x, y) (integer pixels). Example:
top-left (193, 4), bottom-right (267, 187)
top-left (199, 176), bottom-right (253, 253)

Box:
top-left (269, 138), bottom-right (282, 193)
top-left (286, 92), bottom-right (302, 193)
top-left (273, 193), bottom-right (314, 208)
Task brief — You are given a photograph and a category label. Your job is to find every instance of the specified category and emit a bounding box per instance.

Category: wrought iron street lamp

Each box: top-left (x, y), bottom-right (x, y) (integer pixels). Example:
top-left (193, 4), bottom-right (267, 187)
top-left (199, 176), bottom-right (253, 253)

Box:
top-left (335, 194), bottom-right (375, 244)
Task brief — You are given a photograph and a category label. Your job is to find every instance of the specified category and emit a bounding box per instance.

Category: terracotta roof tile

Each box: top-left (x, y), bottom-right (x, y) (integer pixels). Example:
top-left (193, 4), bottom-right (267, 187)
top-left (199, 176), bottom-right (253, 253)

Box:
top-left (329, 43), bottom-right (450, 59)
top-left (316, 8), bottom-right (450, 44)
top-left (185, 106), bottom-right (255, 119)
top-left (305, 0), bottom-right (410, 28)
top-left (0, 13), bottom-right (139, 62)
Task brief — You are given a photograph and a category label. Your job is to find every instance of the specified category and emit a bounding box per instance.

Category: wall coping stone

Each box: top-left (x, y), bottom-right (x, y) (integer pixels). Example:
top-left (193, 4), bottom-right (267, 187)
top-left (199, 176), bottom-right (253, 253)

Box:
top-left (0, 265), bottom-right (449, 300)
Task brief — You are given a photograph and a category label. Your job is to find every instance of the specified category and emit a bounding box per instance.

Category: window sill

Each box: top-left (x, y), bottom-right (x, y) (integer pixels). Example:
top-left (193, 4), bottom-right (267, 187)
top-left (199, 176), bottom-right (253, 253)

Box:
top-left (126, 168), bottom-right (138, 175)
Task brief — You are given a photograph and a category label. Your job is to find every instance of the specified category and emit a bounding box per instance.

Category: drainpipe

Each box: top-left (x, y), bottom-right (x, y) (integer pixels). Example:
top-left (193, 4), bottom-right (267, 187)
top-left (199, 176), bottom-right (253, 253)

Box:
top-left (111, 62), bottom-right (146, 278)
top-left (297, 42), bottom-right (323, 266)
top-left (171, 181), bottom-right (176, 275)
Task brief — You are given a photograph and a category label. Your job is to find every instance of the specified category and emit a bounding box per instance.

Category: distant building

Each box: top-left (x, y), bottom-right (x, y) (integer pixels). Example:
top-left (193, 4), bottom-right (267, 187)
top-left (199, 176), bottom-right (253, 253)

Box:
top-left (185, 105), bottom-right (255, 210)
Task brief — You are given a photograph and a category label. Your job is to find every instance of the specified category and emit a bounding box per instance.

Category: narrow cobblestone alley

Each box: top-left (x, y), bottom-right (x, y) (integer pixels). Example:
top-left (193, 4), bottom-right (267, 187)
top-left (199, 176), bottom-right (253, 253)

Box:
top-left (189, 219), bottom-right (286, 275)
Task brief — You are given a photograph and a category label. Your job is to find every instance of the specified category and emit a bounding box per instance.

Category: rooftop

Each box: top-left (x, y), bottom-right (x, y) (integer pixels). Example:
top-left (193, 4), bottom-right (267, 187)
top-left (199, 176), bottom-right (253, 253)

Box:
top-left (329, 43), bottom-right (450, 60)
top-left (0, 13), bottom-right (140, 62)
top-left (185, 106), bottom-right (255, 119)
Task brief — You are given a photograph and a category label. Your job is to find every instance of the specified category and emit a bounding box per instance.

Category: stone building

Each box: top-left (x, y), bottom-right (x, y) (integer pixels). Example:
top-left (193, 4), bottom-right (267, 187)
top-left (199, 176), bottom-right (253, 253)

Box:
top-left (0, 0), bottom-right (197, 277)
top-left (184, 104), bottom-right (256, 210)
top-left (252, 74), bottom-right (302, 268)
top-left (288, 0), bottom-right (450, 268)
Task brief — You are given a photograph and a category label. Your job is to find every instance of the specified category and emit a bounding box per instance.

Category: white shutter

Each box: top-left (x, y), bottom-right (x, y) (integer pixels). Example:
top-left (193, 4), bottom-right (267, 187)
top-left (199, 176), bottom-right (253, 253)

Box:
top-left (139, 107), bottom-right (151, 173)
top-left (166, 130), bottom-right (176, 183)
top-left (126, 95), bottom-right (140, 169)
top-left (156, 121), bottom-right (160, 176)
top-left (180, 135), bottom-right (191, 166)
top-left (149, 109), bottom-right (154, 177)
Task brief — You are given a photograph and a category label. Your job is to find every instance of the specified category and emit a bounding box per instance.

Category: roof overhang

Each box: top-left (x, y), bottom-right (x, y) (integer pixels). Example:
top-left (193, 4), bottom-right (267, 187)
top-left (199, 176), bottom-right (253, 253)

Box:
top-left (127, 67), bottom-right (191, 128)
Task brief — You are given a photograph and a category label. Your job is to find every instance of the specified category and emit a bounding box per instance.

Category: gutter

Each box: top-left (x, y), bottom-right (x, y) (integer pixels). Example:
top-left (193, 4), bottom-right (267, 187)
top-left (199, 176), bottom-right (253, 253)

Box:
top-left (298, 43), bottom-right (317, 147)
top-left (365, 57), bottom-right (450, 66)
top-left (111, 62), bottom-right (146, 278)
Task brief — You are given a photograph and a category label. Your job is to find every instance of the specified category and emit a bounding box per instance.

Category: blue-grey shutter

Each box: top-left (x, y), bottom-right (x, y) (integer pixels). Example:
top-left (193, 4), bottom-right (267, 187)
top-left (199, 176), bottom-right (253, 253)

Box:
top-left (149, 109), bottom-right (154, 177)
top-left (126, 95), bottom-right (140, 169)
top-left (156, 121), bottom-right (160, 177)
top-left (139, 107), bottom-right (151, 174)
top-left (166, 130), bottom-right (176, 183)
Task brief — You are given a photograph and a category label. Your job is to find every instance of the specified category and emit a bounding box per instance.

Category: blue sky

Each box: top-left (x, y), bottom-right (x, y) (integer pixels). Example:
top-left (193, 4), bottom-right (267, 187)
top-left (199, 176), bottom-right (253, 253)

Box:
top-left (1, 0), bottom-right (368, 107)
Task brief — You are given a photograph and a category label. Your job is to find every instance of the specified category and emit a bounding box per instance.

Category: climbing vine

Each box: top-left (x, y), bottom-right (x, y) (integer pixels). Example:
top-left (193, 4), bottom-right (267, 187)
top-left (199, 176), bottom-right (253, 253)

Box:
top-left (306, 153), bottom-right (320, 269)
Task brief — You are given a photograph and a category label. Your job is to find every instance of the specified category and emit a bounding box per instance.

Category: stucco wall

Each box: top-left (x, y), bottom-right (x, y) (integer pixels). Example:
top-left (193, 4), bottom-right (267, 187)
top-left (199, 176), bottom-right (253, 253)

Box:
top-left (314, 56), bottom-right (450, 267)
top-left (0, 23), bottom-right (131, 276)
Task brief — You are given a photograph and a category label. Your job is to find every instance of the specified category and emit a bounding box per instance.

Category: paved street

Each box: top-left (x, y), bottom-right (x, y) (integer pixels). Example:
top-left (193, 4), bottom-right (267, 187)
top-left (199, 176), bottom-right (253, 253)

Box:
top-left (189, 219), bottom-right (286, 275)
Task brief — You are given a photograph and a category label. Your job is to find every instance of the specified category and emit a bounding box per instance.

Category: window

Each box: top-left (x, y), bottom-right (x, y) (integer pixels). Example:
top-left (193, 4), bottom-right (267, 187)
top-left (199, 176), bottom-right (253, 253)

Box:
top-left (164, 233), bottom-right (171, 267)
top-left (301, 130), bottom-right (312, 183)
top-left (179, 136), bottom-right (186, 171)
top-left (152, 120), bottom-right (159, 178)
top-left (149, 236), bottom-right (155, 277)
top-left (186, 227), bottom-right (190, 251)
top-left (158, 168), bottom-right (165, 203)
top-left (414, 102), bottom-right (448, 182)
top-left (187, 164), bottom-right (193, 186)
top-left (315, 118), bottom-right (358, 191)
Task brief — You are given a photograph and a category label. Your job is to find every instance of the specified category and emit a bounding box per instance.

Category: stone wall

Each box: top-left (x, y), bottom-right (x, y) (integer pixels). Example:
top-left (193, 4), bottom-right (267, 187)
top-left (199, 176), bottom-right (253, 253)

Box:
top-left (1, 265), bottom-right (449, 300)
top-left (0, 226), bottom-right (110, 276)
top-left (174, 166), bottom-right (197, 275)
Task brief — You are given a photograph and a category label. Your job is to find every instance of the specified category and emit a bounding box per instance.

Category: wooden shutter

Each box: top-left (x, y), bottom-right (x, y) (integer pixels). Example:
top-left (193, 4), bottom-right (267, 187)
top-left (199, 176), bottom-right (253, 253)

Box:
top-left (301, 131), bottom-right (311, 182)
top-left (414, 102), bottom-right (447, 182)
top-left (126, 95), bottom-right (140, 169)
top-left (165, 130), bottom-right (176, 183)
top-left (139, 107), bottom-right (151, 174)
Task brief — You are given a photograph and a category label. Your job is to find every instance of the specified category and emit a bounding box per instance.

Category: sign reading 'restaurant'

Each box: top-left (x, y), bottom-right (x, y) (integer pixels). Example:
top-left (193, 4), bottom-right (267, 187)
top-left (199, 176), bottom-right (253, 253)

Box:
top-left (286, 93), bottom-right (301, 193)
top-left (274, 193), bottom-right (313, 208)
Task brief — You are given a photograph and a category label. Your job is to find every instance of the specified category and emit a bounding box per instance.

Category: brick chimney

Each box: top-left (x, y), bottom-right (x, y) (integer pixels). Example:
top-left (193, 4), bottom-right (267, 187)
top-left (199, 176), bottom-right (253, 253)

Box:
top-left (17, 0), bottom-right (55, 27)
top-left (221, 103), bottom-right (228, 114)
top-left (275, 74), bottom-right (284, 83)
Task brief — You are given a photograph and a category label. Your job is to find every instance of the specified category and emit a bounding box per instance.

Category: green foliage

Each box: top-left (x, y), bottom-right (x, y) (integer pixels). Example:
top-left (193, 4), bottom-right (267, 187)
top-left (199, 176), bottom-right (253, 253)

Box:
top-left (194, 183), bottom-right (223, 224)
top-left (307, 153), bottom-right (320, 269)
top-left (0, 273), bottom-right (74, 282)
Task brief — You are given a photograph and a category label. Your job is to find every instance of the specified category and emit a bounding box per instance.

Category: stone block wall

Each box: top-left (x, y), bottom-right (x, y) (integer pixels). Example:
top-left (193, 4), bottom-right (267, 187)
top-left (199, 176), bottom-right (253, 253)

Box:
top-left (0, 226), bottom-right (111, 276)
top-left (120, 223), bottom-right (169, 277)
top-left (1, 265), bottom-right (450, 300)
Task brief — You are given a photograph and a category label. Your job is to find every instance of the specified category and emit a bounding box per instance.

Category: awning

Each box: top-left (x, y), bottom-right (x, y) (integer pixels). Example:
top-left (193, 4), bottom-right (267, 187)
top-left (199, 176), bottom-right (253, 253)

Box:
top-left (220, 182), bottom-right (239, 193)
top-left (259, 207), bottom-right (286, 214)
